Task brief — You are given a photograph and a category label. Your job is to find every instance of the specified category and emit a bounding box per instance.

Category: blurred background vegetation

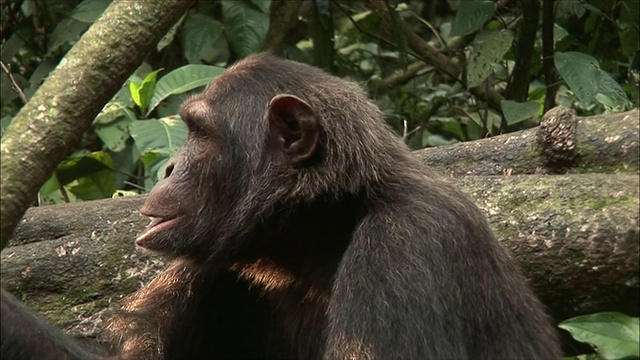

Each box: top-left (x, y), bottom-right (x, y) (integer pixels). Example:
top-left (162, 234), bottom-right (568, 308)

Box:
top-left (1, 0), bottom-right (637, 204)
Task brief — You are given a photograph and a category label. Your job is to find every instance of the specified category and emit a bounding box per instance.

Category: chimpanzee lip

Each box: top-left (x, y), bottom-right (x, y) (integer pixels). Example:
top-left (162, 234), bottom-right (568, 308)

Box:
top-left (135, 215), bottom-right (180, 248)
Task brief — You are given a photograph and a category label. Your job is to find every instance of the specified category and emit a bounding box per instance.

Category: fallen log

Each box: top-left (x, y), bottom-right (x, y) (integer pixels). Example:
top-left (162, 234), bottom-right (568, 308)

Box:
top-left (2, 174), bottom-right (638, 340)
top-left (417, 108), bottom-right (639, 176)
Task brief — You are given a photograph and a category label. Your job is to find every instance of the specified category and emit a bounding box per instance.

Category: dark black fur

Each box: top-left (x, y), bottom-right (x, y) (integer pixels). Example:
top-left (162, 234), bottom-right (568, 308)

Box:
top-left (1, 54), bottom-right (561, 359)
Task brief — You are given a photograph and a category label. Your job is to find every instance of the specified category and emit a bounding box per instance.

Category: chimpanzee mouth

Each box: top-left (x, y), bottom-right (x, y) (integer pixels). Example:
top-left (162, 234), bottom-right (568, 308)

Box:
top-left (135, 216), bottom-right (181, 248)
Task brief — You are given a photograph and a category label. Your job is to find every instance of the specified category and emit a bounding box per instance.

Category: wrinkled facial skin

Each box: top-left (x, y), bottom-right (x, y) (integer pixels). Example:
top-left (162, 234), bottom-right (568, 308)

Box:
top-left (135, 96), bottom-right (241, 260)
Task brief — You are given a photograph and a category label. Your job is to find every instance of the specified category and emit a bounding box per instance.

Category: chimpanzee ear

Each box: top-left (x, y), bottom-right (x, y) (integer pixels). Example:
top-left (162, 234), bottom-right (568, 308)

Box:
top-left (268, 94), bottom-right (319, 165)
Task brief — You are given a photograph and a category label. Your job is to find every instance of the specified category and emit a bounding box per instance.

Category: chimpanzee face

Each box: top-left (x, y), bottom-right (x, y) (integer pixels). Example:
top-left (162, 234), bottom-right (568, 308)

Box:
top-left (135, 77), bottom-right (319, 261)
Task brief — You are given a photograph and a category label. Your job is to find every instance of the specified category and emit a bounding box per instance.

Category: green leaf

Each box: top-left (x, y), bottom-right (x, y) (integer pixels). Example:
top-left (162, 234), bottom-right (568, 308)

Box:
top-left (467, 30), bottom-right (513, 88)
top-left (555, 52), bottom-right (629, 106)
top-left (71, 0), bottom-right (110, 23)
top-left (40, 173), bottom-right (62, 196)
top-left (501, 100), bottom-right (540, 125)
top-left (130, 69), bottom-right (162, 114)
top-left (249, 0), bottom-right (271, 13)
top-left (595, 94), bottom-right (626, 112)
top-left (182, 14), bottom-right (224, 64)
top-left (222, 0), bottom-right (270, 59)
top-left (140, 149), bottom-right (176, 189)
top-left (129, 117), bottom-right (188, 154)
top-left (129, 82), bottom-right (142, 108)
top-left (147, 65), bottom-right (225, 117)
top-left (54, 151), bottom-right (113, 186)
top-left (94, 107), bottom-right (136, 152)
top-left (559, 312), bottom-right (640, 360)
top-left (450, 0), bottom-right (496, 37)
top-left (41, 152), bottom-right (117, 201)
top-left (68, 168), bottom-right (117, 200)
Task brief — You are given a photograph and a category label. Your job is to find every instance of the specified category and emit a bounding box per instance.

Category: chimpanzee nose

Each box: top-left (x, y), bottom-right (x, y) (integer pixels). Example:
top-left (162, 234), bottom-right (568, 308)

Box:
top-left (163, 161), bottom-right (175, 179)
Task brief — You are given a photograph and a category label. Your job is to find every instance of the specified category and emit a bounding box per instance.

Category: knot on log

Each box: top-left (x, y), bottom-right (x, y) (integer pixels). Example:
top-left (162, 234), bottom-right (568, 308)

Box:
top-left (537, 106), bottom-right (578, 171)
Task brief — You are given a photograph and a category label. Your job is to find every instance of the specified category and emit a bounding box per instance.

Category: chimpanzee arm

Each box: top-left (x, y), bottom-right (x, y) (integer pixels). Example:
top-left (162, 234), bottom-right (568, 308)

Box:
top-left (1, 288), bottom-right (108, 360)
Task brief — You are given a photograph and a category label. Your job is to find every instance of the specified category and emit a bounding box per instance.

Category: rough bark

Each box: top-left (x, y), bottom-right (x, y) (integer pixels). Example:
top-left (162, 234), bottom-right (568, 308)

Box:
top-left (0, 0), bottom-right (195, 249)
top-left (416, 108), bottom-right (639, 176)
top-left (2, 172), bottom-right (638, 341)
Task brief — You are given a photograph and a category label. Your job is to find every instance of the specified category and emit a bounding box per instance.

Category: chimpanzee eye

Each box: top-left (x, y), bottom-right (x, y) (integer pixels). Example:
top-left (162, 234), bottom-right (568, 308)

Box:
top-left (184, 119), bottom-right (208, 139)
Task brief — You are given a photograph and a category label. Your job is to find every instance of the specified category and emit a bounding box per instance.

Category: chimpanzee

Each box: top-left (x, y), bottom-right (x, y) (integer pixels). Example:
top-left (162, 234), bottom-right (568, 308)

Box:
top-left (1, 53), bottom-right (561, 360)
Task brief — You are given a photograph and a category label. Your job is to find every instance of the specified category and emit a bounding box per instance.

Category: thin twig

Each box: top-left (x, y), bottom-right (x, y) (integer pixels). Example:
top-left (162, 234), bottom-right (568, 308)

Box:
top-left (0, 60), bottom-right (28, 103)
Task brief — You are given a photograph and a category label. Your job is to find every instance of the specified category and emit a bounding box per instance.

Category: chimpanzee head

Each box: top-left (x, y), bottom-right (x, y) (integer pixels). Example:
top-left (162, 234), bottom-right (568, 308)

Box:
top-left (135, 54), bottom-right (406, 262)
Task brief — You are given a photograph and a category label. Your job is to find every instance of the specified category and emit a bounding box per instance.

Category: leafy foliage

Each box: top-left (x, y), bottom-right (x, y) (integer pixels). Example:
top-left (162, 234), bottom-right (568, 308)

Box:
top-left (1, 0), bottom-right (637, 203)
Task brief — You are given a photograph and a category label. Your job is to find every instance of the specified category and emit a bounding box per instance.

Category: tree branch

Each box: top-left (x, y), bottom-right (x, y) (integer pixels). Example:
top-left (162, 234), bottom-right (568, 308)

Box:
top-left (0, 0), bottom-right (195, 250)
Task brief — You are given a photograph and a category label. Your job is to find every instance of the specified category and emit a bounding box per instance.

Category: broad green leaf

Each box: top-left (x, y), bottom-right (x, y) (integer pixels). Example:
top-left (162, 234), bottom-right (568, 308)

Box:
top-left (450, 0), bottom-right (495, 37)
top-left (156, 95), bottom-right (187, 118)
top-left (94, 108), bottom-right (136, 152)
top-left (129, 117), bottom-right (188, 154)
top-left (40, 174), bottom-right (62, 196)
top-left (467, 30), bottom-right (513, 88)
top-left (222, 0), bottom-right (270, 59)
top-left (555, 52), bottom-right (600, 104)
top-left (71, 0), bottom-right (110, 23)
top-left (595, 94), bottom-right (627, 113)
top-left (555, 52), bottom-right (629, 106)
top-left (249, 0), bottom-right (271, 13)
top-left (68, 168), bottom-right (117, 200)
top-left (147, 65), bottom-right (225, 116)
top-left (140, 149), bottom-right (176, 189)
top-left (501, 100), bottom-right (540, 125)
top-left (54, 151), bottom-right (113, 186)
top-left (559, 312), bottom-right (640, 360)
top-left (94, 101), bottom-right (133, 125)
top-left (182, 14), bottom-right (224, 64)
